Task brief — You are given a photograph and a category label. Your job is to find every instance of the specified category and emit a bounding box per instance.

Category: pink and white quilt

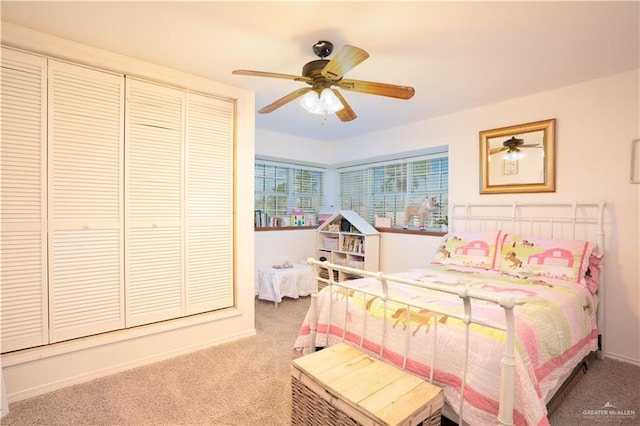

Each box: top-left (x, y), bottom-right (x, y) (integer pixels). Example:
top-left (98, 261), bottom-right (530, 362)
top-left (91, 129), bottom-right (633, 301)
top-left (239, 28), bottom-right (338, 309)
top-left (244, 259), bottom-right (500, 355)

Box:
top-left (293, 264), bottom-right (598, 426)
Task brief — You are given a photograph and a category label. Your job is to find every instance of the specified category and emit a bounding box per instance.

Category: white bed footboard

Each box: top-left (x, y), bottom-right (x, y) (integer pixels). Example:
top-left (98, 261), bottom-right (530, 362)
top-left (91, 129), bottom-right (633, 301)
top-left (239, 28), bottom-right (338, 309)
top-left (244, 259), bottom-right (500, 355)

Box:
top-left (306, 258), bottom-right (517, 426)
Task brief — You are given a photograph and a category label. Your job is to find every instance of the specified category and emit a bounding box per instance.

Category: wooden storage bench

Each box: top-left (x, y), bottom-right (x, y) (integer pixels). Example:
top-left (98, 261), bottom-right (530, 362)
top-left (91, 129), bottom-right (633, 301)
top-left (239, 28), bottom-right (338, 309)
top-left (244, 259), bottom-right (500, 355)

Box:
top-left (291, 343), bottom-right (443, 426)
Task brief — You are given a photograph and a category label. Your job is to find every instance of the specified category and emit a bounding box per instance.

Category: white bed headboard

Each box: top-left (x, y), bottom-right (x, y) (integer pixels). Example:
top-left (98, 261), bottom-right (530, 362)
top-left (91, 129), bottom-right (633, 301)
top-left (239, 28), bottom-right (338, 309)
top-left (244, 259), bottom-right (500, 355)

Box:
top-left (448, 201), bottom-right (606, 255)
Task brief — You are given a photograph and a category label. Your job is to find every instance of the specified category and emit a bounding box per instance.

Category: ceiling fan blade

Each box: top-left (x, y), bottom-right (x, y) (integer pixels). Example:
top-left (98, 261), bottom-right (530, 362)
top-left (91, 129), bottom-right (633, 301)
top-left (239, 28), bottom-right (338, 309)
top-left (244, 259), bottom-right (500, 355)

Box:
top-left (521, 144), bottom-right (543, 148)
top-left (338, 79), bottom-right (415, 99)
top-left (331, 89), bottom-right (357, 122)
top-left (258, 87), bottom-right (311, 114)
top-left (321, 45), bottom-right (369, 81)
top-left (232, 69), bottom-right (311, 84)
top-left (490, 147), bottom-right (508, 155)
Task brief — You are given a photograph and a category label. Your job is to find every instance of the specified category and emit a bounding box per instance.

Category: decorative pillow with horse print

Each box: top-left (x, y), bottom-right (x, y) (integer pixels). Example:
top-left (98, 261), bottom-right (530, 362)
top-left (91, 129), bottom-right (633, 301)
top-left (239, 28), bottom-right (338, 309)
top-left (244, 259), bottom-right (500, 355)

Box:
top-left (584, 254), bottom-right (603, 294)
top-left (496, 233), bottom-right (595, 284)
top-left (430, 231), bottom-right (503, 270)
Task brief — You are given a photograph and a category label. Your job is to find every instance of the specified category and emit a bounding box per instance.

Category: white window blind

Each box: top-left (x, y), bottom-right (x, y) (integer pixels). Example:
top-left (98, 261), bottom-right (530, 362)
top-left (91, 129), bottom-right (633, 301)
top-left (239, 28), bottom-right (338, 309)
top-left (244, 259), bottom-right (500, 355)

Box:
top-left (254, 160), bottom-right (324, 226)
top-left (371, 162), bottom-right (407, 226)
top-left (407, 157), bottom-right (448, 225)
top-left (0, 48), bottom-right (49, 352)
top-left (338, 153), bottom-right (448, 228)
top-left (47, 60), bottom-right (125, 343)
top-left (338, 168), bottom-right (369, 221)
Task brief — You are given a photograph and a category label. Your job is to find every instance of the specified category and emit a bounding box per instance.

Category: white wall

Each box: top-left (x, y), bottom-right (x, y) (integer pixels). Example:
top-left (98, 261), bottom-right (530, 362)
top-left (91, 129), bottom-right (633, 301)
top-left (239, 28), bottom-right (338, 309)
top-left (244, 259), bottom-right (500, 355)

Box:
top-left (255, 128), bottom-right (334, 165)
top-left (254, 229), bottom-right (317, 271)
top-left (379, 233), bottom-right (442, 272)
top-left (256, 69), bottom-right (640, 365)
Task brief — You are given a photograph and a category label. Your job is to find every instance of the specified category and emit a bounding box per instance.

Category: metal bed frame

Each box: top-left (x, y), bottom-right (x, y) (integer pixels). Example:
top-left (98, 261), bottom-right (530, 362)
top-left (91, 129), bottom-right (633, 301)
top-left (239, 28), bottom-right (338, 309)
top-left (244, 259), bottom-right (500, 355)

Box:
top-left (305, 201), bottom-right (606, 426)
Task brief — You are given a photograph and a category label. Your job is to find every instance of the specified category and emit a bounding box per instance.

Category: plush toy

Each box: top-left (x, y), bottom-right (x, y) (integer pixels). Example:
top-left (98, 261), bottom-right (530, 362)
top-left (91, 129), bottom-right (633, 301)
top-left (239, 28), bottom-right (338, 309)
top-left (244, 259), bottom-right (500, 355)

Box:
top-left (404, 196), bottom-right (438, 229)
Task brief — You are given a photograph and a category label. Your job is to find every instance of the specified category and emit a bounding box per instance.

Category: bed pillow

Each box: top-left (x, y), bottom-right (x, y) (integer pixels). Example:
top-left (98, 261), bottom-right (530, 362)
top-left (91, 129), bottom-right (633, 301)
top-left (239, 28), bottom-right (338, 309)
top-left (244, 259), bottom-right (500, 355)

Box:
top-left (584, 254), bottom-right (603, 294)
top-left (496, 233), bottom-right (594, 284)
top-left (431, 231), bottom-right (502, 270)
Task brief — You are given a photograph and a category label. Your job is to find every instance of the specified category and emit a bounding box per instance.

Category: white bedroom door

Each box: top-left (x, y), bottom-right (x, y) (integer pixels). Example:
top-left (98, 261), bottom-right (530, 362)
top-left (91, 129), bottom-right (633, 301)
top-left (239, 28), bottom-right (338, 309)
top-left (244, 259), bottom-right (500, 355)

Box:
top-left (47, 60), bottom-right (126, 343)
top-left (0, 48), bottom-right (49, 352)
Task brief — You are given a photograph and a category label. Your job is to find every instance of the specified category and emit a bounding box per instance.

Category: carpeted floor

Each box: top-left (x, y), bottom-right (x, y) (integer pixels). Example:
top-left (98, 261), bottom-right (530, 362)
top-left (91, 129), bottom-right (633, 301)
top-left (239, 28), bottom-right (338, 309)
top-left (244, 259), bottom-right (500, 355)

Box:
top-left (2, 296), bottom-right (638, 425)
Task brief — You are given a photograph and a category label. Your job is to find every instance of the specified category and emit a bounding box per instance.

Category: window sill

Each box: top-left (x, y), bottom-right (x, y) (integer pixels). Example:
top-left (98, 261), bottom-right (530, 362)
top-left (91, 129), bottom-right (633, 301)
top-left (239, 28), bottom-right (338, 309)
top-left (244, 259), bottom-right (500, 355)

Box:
top-left (375, 227), bottom-right (447, 237)
top-left (254, 226), bottom-right (446, 236)
top-left (254, 226), bottom-right (318, 232)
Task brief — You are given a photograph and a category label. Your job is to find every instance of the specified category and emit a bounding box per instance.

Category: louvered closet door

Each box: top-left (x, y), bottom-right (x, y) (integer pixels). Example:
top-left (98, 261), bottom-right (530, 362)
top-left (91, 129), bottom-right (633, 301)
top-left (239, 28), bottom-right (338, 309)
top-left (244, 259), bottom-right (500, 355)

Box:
top-left (48, 60), bottom-right (125, 343)
top-left (0, 48), bottom-right (48, 352)
top-left (125, 79), bottom-right (184, 326)
top-left (185, 93), bottom-right (234, 314)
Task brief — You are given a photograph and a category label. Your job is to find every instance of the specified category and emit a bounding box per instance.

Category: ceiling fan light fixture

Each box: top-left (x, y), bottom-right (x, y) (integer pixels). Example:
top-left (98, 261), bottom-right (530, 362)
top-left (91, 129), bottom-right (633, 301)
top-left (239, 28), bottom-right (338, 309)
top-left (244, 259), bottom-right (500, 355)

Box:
top-left (300, 91), bottom-right (320, 113)
top-left (319, 88), bottom-right (344, 113)
top-left (503, 149), bottom-right (524, 161)
top-left (299, 88), bottom-right (344, 115)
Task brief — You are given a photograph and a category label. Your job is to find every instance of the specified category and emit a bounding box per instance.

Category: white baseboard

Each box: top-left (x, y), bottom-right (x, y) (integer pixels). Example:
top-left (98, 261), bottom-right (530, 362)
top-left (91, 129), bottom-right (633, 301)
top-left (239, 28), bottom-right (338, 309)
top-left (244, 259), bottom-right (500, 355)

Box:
top-left (604, 351), bottom-right (640, 367)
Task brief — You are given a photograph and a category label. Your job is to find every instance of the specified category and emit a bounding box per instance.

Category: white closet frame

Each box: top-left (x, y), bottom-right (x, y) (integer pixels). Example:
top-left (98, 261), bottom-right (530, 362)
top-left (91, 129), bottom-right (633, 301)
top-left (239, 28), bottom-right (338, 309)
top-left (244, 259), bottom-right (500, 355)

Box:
top-left (0, 23), bottom-right (254, 404)
top-left (2, 51), bottom-right (236, 351)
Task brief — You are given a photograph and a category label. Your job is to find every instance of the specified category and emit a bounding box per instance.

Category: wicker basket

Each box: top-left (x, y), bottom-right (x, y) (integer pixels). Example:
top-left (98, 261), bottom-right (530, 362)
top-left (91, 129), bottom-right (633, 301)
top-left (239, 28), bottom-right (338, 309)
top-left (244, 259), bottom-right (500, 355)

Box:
top-left (292, 376), bottom-right (360, 426)
top-left (291, 343), bottom-right (443, 426)
top-left (292, 376), bottom-right (442, 426)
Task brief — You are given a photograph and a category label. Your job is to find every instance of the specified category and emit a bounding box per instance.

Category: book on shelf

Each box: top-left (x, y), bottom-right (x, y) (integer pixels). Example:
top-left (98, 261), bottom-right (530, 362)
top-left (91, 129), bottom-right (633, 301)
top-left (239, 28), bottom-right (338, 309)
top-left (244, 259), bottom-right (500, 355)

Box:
top-left (342, 235), bottom-right (364, 254)
top-left (254, 210), bottom-right (276, 228)
top-left (254, 210), bottom-right (314, 228)
top-left (254, 210), bottom-right (263, 228)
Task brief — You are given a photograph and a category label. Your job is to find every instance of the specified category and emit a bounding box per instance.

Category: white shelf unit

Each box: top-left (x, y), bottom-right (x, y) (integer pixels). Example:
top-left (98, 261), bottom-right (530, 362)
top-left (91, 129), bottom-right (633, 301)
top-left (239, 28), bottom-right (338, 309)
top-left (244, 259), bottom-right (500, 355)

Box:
top-left (316, 210), bottom-right (380, 282)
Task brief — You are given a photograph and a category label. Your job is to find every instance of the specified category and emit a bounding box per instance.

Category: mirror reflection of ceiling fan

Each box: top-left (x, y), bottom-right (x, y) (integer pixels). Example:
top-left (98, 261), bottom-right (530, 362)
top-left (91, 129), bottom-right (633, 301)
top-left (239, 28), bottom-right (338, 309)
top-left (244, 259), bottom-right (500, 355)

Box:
top-left (232, 40), bottom-right (415, 122)
top-left (490, 136), bottom-right (542, 160)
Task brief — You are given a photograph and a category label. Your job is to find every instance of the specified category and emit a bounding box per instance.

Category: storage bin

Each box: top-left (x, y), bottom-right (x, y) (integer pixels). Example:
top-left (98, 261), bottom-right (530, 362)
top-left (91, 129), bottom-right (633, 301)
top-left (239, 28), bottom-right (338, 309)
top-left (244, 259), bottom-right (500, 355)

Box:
top-left (346, 260), bottom-right (365, 269)
top-left (291, 343), bottom-right (443, 426)
top-left (323, 237), bottom-right (339, 251)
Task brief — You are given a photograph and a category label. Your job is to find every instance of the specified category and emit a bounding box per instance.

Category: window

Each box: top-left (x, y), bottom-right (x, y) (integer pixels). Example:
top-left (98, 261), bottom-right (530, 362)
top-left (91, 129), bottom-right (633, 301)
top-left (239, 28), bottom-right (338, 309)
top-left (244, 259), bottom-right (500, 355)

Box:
top-left (338, 152), bottom-right (448, 229)
top-left (254, 160), bottom-right (325, 227)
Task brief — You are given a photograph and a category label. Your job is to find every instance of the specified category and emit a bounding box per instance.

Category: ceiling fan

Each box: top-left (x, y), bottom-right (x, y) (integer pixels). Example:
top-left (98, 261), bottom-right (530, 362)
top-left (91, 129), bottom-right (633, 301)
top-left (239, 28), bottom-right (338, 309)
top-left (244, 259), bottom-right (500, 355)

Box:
top-left (232, 40), bottom-right (415, 122)
top-left (490, 136), bottom-right (542, 157)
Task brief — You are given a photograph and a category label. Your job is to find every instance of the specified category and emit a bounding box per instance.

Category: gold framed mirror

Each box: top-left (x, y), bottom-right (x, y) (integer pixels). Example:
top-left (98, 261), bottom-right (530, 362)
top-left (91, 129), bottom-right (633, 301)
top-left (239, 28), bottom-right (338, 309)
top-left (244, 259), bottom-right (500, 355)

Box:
top-left (480, 119), bottom-right (556, 194)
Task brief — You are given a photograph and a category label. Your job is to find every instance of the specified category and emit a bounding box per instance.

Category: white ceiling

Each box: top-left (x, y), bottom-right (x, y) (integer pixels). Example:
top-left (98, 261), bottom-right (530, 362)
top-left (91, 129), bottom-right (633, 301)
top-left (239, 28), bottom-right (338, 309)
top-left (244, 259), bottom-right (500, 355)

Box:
top-left (2, 1), bottom-right (638, 142)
